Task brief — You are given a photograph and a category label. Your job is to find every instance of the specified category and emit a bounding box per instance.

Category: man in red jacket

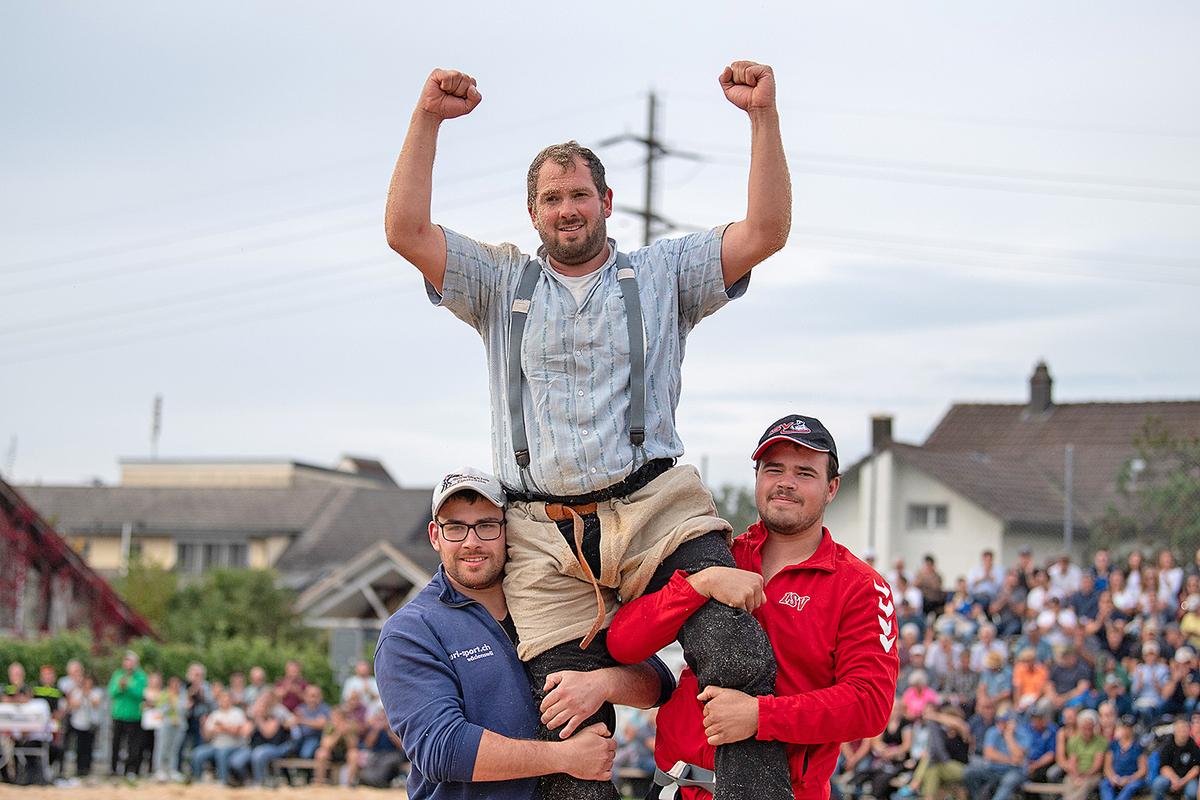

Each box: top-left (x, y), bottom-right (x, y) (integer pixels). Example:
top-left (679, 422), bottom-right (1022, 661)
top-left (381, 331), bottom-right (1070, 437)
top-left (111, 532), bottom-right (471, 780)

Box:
top-left (607, 414), bottom-right (899, 799)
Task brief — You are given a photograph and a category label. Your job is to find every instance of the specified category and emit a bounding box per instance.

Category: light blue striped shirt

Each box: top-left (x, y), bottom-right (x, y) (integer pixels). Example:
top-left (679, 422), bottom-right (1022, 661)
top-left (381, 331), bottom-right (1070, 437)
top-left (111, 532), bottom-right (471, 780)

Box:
top-left (428, 227), bottom-right (748, 496)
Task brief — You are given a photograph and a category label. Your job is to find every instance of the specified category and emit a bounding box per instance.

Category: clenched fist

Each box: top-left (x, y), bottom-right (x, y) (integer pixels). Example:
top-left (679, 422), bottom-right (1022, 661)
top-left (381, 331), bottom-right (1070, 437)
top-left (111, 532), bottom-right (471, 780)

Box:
top-left (418, 68), bottom-right (482, 121)
top-left (720, 61), bottom-right (776, 114)
top-left (558, 723), bottom-right (617, 781)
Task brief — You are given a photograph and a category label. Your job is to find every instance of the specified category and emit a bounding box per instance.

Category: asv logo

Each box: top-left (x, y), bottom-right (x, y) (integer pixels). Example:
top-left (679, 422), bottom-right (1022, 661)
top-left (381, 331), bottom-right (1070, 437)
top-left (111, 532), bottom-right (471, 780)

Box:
top-left (779, 592), bottom-right (811, 612)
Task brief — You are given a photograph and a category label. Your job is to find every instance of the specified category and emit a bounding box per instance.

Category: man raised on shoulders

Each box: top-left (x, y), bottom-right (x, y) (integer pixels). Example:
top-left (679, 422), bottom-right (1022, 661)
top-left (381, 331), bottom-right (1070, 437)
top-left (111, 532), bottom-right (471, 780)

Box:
top-left (383, 60), bottom-right (793, 800)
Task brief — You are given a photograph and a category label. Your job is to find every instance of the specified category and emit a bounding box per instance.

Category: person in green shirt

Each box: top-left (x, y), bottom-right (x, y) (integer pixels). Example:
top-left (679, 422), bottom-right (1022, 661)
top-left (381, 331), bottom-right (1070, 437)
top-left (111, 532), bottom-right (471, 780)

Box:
top-left (107, 650), bottom-right (148, 778)
top-left (1061, 709), bottom-right (1108, 800)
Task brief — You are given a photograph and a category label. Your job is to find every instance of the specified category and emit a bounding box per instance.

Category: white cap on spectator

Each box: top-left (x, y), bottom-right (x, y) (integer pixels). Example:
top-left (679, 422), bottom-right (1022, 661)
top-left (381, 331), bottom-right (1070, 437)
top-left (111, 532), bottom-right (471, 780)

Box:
top-left (1176, 647), bottom-right (1195, 663)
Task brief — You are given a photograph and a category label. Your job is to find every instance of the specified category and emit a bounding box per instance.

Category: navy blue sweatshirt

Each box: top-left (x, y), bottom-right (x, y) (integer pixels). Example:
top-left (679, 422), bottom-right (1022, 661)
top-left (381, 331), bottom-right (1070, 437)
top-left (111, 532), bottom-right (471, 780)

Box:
top-left (375, 566), bottom-right (673, 800)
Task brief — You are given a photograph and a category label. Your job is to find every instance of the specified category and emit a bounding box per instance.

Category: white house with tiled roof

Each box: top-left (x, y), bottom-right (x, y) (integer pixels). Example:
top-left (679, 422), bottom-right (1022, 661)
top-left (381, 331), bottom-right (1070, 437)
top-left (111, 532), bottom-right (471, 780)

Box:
top-left (825, 363), bottom-right (1200, 583)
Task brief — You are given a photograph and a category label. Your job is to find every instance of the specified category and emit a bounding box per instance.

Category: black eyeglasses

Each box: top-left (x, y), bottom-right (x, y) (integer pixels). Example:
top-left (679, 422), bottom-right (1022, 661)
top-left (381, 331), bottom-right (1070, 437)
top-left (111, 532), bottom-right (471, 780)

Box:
top-left (436, 520), bottom-right (505, 542)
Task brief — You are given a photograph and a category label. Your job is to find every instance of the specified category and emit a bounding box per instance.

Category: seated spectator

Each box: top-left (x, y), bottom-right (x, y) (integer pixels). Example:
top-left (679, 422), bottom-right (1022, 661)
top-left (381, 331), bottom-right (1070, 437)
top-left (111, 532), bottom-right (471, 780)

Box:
top-left (1060, 709), bottom-right (1107, 800)
top-left (897, 595), bottom-right (926, 640)
top-left (1165, 647), bottom-right (1200, 718)
top-left (1160, 550), bottom-right (1185, 611)
top-left (231, 689), bottom-right (294, 787)
top-left (293, 685), bottom-right (330, 759)
top-left (914, 554), bottom-right (945, 616)
top-left (357, 706), bottom-right (406, 789)
top-left (1027, 568), bottom-right (1051, 617)
top-left (867, 700), bottom-right (911, 800)
top-left (1152, 717), bottom-right (1200, 800)
top-left (1182, 596), bottom-right (1200, 650)
top-left (1024, 703), bottom-right (1060, 782)
top-left (1012, 648), bottom-right (1050, 712)
top-left (962, 707), bottom-right (1030, 800)
top-left (1100, 675), bottom-right (1134, 718)
top-left (313, 706), bottom-right (358, 786)
top-left (898, 642), bottom-right (927, 694)
top-left (977, 650), bottom-right (1013, 707)
top-left (1102, 620), bottom-right (1137, 663)
top-left (275, 661), bottom-right (308, 713)
top-left (1165, 624), bottom-right (1189, 662)
top-left (1050, 554), bottom-right (1084, 600)
top-left (1111, 568), bottom-right (1139, 617)
top-left (990, 572), bottom-right (1027, 637)
top-left (836, 737), bottom-right (873, 796)
top-left (967, 549), bottom-right (1004, 606)
top-left (1132, 642), bottom-right (1170, 724)
top-left (1101, 715), bottom-right (1148, 800)
top-left (910, 703), bottom-right (972, 800)
top-left (1050, 645), bottom-right (1098, 710)
top-left (926, 629), bottom-right (962, 682)
top-left (939, 647), bottom-right (979, 713)
top-left (902, 670), bottom-right (940, 719)
top-left (340, 660), bottom-right (381, 713)
top-left (227, 673), bottom-right (247, 709)
top-left (1055, 705), bottom-right (1080, 769)
top-left (243, 666), bottom-right (269, 708)
top-left (1016, 619), bottom-right (1056, 664)
top-left (968, 694), bottom-right (997, 756)
top-left (189, 689), bottom-right (249, 785)
top-left (1070, 573), bottom-right (1103, 624)
top-left (969, 623), bottom-right (1007, 673)
top-left (1092, 549), bottom-right (1114, 592)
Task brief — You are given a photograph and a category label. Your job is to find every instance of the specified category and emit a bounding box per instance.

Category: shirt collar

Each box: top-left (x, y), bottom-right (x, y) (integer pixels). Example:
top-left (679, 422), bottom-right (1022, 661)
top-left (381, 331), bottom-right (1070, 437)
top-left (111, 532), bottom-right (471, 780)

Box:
top-left (744, 521), bottom-right (838, 573)
top-left (434, 565), bottom-right (474, 607)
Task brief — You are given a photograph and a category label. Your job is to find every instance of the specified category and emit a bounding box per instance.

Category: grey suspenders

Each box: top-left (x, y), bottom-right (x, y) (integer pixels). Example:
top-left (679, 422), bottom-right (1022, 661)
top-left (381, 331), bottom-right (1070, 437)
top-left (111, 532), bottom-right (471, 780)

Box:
top-left (507, 252), bottom-right (646, 491)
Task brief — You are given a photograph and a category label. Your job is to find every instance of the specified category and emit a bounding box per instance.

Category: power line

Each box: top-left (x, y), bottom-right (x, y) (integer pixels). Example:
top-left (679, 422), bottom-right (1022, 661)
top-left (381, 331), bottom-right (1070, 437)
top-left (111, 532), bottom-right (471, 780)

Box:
top-left (0, 257), bottom-right (394, 338)
top-left (683, 143), bottom-right (1200, 207)
top-left (783, 234), bottom-right (1200, 289)
top-left (662, 90), bottom-right (1200, 140)
top-left (0, 280), bottom-right (415, 367)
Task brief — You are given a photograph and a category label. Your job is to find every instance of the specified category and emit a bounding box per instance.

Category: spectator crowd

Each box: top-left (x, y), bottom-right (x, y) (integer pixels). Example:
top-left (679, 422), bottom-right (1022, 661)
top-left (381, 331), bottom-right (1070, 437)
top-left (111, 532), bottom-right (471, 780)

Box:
top-left (9, 543), bottom-right (1200, 799)
top-left (1, 655), bottom-right (405, 788)
top-left (832, 545), bottom-right (1200, 800)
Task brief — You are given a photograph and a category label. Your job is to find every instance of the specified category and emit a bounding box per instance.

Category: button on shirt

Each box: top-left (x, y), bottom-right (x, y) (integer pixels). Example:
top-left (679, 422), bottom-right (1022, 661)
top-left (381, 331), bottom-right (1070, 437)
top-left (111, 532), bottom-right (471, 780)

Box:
top-left (428, 228), bottom-right (746, 496)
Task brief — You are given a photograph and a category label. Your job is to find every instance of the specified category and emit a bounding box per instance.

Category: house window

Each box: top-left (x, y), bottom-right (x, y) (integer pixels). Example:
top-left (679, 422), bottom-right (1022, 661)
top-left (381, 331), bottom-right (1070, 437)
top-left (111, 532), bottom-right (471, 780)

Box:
top-left (907, 503), bottom-right (949, 530)
top-left (175, 542), bottom-right (248, 574)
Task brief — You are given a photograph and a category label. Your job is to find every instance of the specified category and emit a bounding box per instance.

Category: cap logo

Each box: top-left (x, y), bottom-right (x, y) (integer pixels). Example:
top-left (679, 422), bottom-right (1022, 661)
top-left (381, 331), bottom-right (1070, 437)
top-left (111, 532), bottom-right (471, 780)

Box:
top-left (770, 420), bottom-right (811, 436)
top-left (440, 473), bottom-right (489, 492)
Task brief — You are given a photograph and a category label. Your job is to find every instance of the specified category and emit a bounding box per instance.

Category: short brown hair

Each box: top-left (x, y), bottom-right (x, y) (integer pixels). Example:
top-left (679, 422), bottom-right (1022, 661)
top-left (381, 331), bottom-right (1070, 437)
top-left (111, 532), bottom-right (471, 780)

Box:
top-left (526, 141), bottom-right (608, 209)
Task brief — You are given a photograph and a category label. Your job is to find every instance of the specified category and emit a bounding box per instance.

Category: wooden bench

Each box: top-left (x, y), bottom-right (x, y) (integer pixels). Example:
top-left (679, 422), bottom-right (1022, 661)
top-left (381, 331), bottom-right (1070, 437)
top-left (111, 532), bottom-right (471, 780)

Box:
top-left (273, 757), bottom-right (318, 786)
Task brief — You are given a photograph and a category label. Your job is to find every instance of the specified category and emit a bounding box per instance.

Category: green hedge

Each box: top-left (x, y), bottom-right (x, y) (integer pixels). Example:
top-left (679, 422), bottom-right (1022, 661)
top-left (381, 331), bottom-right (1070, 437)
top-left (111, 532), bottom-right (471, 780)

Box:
top-left (0, 631), bottom-right (337, 701)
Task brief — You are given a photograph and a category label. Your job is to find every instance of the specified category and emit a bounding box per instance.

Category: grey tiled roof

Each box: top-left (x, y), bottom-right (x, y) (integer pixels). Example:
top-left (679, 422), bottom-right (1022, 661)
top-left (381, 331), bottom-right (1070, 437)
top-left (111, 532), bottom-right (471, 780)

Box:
top-left (18, 484), bottom-right (438, 587)
top-left (850, 400), bottom-right (1200, 530)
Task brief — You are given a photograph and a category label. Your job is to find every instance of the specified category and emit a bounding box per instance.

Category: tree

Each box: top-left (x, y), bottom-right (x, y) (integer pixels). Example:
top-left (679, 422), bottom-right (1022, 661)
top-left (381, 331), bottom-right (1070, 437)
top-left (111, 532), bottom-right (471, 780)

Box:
top-left (713, 484), bottom-right (758, 535)
top-left (163, 568), bottom-right (307, 648)
top-left (1095, 416), bottom-right (1200, 557)
top-left (111, 555), bottom-right (177, 632)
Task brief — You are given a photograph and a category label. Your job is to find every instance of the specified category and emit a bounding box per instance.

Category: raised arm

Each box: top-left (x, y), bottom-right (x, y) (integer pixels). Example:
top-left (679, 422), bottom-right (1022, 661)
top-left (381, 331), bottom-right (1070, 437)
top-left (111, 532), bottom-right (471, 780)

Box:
top-left (384, 68), bottom-right (482, 293)
top-left (717, 61), bottom-right (791, 288)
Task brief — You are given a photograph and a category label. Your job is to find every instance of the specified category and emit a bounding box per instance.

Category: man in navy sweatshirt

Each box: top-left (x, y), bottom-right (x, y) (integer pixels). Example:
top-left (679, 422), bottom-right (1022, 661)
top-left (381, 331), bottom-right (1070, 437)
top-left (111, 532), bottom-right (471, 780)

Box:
top-left (375, 467), bottom-right (675, 800)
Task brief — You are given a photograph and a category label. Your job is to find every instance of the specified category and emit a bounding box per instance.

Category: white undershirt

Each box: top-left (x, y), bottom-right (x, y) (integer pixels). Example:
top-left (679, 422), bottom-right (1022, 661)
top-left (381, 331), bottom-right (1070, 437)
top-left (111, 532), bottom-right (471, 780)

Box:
top-left (551, 268), bottom-right (604, 308)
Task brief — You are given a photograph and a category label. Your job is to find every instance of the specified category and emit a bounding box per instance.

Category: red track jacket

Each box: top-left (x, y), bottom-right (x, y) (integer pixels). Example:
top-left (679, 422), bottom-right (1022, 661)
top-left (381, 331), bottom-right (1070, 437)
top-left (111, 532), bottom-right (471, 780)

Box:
top-left (607, 524), bottom-right (899, 799)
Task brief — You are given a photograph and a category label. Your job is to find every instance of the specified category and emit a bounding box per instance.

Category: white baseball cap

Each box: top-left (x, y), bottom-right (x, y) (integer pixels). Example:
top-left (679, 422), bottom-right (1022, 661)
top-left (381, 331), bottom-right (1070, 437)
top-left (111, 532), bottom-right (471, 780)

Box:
top-left (431, 467), bottom-right (506, 517)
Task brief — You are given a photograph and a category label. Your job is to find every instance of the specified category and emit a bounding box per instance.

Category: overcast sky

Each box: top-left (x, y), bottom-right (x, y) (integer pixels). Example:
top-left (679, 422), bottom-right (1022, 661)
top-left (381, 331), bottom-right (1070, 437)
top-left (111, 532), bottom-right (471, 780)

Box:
top-left (3, 2), bottom-right (1198, 491)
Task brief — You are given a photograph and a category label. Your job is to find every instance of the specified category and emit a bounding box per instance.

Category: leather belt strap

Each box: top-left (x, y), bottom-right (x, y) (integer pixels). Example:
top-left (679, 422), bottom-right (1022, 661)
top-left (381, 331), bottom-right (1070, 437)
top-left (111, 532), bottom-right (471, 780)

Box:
top-left (544, 502), bottom-right (605, 649)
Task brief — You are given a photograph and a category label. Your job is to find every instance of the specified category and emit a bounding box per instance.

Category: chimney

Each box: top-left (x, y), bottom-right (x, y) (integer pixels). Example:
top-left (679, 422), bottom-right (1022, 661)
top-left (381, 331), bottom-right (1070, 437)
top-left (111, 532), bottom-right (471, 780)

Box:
top-left (871, 415), bottom-right (893, 451)
top-left (1029, 361), bottom-right (1053, 414)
